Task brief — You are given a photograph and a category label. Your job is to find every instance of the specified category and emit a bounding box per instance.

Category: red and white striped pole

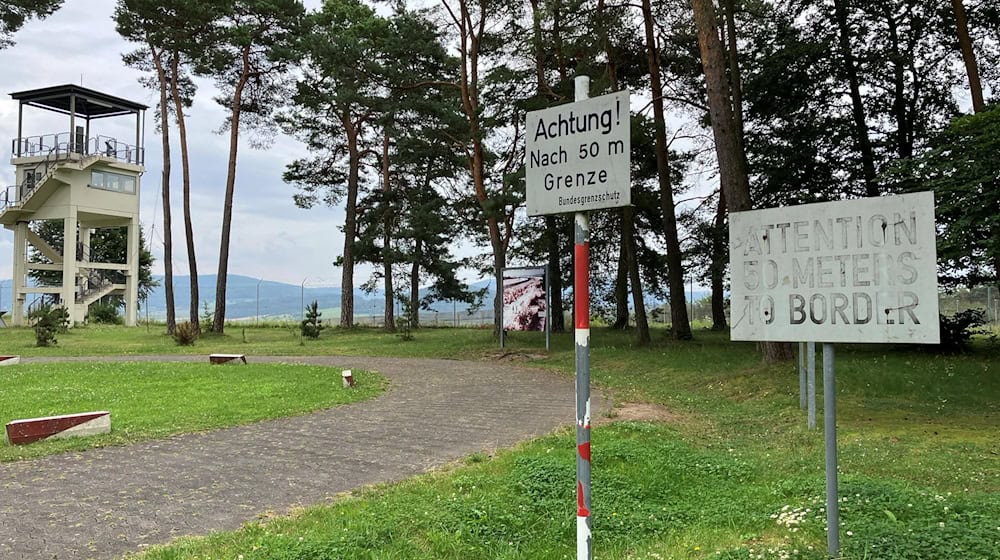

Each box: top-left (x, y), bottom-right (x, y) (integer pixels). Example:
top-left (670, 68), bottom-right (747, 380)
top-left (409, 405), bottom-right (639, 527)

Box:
top-left (574, 75), bottom-right (593, 560)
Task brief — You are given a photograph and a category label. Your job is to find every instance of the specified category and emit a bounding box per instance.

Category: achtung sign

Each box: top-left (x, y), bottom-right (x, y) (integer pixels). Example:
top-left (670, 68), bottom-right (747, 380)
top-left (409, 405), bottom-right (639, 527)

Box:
top-left (525, 90), bottom-right (631, 216)
top-left (729, 192), bottom-right (940, 344)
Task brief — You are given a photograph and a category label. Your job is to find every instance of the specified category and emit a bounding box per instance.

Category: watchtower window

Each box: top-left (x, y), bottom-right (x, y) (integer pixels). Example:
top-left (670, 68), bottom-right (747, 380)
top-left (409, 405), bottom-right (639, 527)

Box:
top-left (90, 170), bottom-right (136, 194)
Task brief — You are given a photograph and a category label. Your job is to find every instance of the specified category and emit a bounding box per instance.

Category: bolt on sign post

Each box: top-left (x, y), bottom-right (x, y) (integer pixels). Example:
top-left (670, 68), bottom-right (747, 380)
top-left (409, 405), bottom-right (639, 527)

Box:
top-left (526, 76), bottom-right (631, 560)
top-left (729, 192), bottom-right (940, 558)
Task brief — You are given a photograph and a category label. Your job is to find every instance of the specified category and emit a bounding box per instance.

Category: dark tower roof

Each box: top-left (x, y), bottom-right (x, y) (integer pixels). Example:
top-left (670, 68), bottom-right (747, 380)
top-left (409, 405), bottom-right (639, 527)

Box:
top-left (10, 84), bottom-right (147, 119)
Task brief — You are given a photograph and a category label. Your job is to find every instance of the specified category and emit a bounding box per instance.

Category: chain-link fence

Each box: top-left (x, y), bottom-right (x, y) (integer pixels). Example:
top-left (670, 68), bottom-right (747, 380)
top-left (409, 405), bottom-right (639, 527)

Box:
top-left (359, 309), bottom-right (497, 328)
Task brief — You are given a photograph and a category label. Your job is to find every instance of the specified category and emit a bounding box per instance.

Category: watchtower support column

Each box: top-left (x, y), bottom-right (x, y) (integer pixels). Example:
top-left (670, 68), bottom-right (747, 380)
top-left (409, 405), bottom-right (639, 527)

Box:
top-left (61, 213), bottom-right (78, 314)
top-left (11, 221), bottom-right (27, 326)
top-left (124, 219), bottom-right (140, 327)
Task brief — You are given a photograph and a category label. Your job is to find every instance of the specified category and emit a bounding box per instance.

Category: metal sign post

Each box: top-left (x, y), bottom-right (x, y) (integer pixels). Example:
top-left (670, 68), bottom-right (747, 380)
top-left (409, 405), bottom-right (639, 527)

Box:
top-left (808, 341), bottom-right (817, 430)
top-left (798, 342), bottom-right (806, 410)
top-left (574, 210), bottom-right (592, 560)
top-left (526, 73), bottom-right (631, 560)
top-left (573, 76), bottom-right (593, 560)
top-left (823, 343), bottom-right (840, 556)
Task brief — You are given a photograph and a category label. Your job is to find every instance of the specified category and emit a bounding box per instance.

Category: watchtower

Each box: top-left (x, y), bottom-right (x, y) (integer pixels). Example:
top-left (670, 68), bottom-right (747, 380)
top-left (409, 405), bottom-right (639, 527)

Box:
top-left (1, 85), bottom-right (146, 327)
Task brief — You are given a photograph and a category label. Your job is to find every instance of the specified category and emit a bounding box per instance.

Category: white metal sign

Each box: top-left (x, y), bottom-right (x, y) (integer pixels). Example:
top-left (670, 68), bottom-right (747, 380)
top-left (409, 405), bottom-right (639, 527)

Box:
top-left (729, 192), bottom-right (940, 344)
top-left (525, 90), bottom-right (631, 216)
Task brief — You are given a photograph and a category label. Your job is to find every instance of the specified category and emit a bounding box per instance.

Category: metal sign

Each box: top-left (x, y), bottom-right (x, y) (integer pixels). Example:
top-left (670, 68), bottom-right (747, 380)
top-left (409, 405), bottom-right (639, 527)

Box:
top-left (525, 90), bottom-right (631, 216)
top-left (502, 267), bottom-right (547, 332)
top-left (729, 192), bottom-right (940, 344)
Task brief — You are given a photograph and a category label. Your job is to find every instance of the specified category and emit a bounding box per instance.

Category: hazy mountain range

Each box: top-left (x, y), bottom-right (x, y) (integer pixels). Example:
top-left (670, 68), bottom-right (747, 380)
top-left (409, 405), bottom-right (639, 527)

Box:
top-left (1, 274), bottom-right (709, 322)
top-left (140, 275), bottom-right (494, 321)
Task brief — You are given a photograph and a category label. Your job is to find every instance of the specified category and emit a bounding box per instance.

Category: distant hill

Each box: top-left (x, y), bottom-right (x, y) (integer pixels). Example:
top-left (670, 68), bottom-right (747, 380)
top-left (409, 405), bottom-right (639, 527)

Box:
top-left (143, 275), bottom-right (491, 321)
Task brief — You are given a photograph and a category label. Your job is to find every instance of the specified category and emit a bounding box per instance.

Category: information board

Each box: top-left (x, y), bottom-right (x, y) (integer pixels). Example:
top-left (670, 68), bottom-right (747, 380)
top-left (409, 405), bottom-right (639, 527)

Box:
top-left (502, 267), bottom-right (547, 331)
top-left (729, 192), bottom-right (940, 344)
top-left (525, 90), bottom-right (631, 216)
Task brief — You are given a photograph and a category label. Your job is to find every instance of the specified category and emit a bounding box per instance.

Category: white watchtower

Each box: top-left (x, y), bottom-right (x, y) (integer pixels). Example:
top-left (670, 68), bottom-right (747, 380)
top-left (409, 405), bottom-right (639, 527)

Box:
top-left (1, 85), bottom-right (146, 327)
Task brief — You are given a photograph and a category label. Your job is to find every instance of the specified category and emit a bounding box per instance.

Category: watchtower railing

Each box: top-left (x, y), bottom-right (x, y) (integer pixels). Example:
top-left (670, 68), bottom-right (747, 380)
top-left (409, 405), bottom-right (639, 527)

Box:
top-left (4, 133), bottom-right (144, 208)
top-left (11, 133), bottom-right (144, 165)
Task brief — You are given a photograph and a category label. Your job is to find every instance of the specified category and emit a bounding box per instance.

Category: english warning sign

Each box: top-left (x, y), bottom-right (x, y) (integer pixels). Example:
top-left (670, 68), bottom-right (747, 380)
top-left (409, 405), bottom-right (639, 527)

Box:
top-left (525, 90), bottom-right (630, 216)
top-left (729, 192), bottom-right (940, 344)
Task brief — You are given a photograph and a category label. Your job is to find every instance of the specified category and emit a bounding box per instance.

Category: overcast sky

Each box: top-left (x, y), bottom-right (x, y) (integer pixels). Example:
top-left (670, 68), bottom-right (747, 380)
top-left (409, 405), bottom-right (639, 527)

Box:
top-left (0, 0), bottom-right (367, 288)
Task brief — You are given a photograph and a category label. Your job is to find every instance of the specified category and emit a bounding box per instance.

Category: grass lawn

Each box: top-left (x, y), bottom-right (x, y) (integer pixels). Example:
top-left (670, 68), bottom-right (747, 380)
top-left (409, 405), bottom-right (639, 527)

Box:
top-left (3, 324), bottom-right (999, 559)
top-left (0, 361), bottom-right (385, 462)
top-left (0, 322), bottom-right (500, 358)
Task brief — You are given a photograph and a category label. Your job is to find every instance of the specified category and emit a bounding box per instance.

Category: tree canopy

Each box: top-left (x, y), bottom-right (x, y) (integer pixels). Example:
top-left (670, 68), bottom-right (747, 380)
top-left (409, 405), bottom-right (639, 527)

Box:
top-left (0, 0), bottom-right (63, 48)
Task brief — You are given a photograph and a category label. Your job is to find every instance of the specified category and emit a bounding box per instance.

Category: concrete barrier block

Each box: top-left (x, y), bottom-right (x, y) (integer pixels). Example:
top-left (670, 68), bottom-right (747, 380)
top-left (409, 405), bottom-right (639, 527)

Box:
top-left (6, 411), bottom-right (111, 445)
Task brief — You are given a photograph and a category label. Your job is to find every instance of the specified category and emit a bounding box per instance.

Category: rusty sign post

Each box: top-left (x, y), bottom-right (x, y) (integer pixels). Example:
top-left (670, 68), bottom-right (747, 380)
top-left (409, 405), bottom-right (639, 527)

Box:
top-left (526, 75), bottom-right (631, 560)
top-left (729, 192), bottom-right (940, 558)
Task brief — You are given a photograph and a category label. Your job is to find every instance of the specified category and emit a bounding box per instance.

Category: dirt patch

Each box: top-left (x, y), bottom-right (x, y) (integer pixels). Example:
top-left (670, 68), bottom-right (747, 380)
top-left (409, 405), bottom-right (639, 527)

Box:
top-left (595, 402), bottom-right (684, 425)
top-left (482, 350), bottom-right (548, 362)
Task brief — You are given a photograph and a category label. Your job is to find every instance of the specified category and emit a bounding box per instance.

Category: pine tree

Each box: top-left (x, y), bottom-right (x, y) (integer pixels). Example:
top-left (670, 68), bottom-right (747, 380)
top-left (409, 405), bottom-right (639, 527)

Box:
top-left (301, 300), bottom-right (325, 339)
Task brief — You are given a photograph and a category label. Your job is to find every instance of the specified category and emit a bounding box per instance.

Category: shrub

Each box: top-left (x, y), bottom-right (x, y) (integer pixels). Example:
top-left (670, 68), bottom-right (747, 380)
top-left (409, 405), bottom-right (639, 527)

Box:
top-left (301, 300), bottom-right (326, 339)
top-left (88, 302), bottom-right (122, 325)
top-left (32, 305), bottom-right (70, 347)
top-left (396, 317), bottom-right (413, 341)
top-left (938, 309), bottom-right (987, 352)
top-left (200, 301), bottom-right (214, 333)
top-left (173, 321), bottom-right (198, 346)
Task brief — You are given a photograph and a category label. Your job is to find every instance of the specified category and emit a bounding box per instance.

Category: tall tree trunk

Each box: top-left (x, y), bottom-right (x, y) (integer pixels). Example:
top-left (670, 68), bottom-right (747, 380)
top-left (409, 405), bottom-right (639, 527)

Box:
top-left (151, 46), bottom-right (176, 334)
top-left (341, 117), bottom-right (360, 329)
top-left (529, 0), bottom-right (564, 332)
top-left (952, 0), bottom-right (986, 114)
top-left (691, 0), bottom-right (792, 361)
top-left (410, 238), bottom-right (421, 329)
top-left (612, 224), bottom-right (629, 330)
top-left (642, 0), bottom-right (692, 340)
top-left (691, 0), bottom-right (749, 213)
top-left (212, 48), bottom-right (250, 334)
top-left (382, 129), bottom-right (395, 331)
top-left (624, 207), bottom-right (650, 345)
top-left (722, 0), bottom-right (745, 151)
top-left (710, 191), bottom-right (728, 330)
top-left (598, 0), bottom-right (647, 341)
top-left (553, 0), bottom-right (566, 82)
top-left (832, 0), bottom-right (879, 197)
top-left (167, 52), bottom-right (199, 333)
top-left (598, 0), bottom-right (629, 332)
top-left (884, 7), bottom-right (912, 161)
top-left (452, 0), bottom-right (505, 336)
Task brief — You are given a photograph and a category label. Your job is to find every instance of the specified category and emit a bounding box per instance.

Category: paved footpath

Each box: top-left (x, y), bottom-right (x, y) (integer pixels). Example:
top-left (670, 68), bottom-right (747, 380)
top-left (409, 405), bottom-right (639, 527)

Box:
top-left (1, 355), bottom-right (584, 560)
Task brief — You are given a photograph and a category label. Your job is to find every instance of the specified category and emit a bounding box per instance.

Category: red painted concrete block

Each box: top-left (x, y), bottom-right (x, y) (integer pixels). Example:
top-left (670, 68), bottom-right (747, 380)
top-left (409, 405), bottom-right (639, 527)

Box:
top-left (209, 354), bottom-right (247, 365)
top-left (5, 411), bottom-right (111, 445)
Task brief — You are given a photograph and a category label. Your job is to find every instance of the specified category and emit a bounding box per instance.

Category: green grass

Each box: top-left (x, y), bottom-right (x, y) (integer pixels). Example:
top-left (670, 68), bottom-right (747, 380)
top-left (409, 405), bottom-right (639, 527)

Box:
top-left (0, 362), bottom-right (385, 462)
top-left (5, 324), bottom-right (999, 559)
top-left (1, 323), bottom-right (500, 358)
top-left (129, 425), bottom-right (1000, 560)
